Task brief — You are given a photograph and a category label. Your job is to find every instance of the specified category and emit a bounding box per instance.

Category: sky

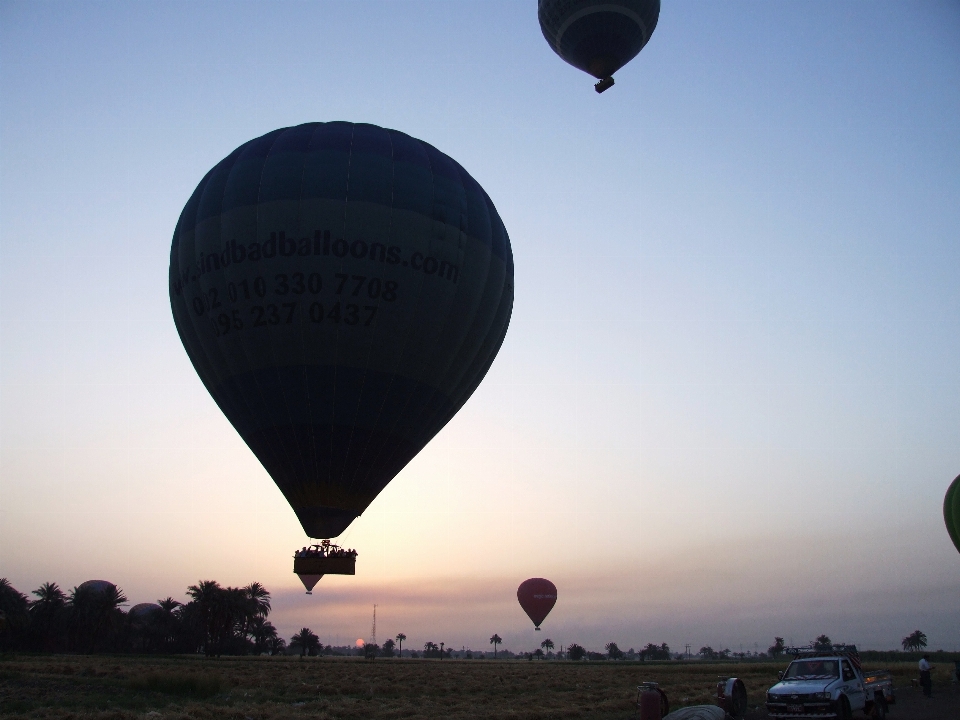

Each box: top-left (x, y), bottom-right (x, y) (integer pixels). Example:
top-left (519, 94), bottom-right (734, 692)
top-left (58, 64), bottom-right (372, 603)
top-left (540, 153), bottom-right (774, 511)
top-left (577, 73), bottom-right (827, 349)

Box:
top-left (1, 0), bottom-right (959, 655)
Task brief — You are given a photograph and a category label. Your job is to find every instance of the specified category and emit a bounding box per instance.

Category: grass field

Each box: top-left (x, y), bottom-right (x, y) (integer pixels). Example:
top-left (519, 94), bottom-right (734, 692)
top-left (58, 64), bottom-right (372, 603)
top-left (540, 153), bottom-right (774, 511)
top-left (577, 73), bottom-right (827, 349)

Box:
top-left (1, 654), bottom-right (957, 719)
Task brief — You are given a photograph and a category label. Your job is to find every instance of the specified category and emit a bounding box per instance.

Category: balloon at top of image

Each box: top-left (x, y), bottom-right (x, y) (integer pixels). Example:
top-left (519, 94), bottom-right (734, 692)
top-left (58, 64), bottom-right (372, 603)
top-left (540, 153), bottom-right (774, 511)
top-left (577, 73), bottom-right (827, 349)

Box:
top-left (538, 0), bottom-right (660, 93)
top-left (945, 473), bottom-right (960, 555)
top-left (169, 122), bottom-right (514, 540)
top-left (517, 577), bottom-right (558, 629)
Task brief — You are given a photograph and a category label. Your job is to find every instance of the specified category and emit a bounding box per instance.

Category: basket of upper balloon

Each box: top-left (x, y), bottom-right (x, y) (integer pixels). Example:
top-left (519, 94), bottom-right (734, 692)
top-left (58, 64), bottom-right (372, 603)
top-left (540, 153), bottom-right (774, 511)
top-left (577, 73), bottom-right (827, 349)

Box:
top-left (293, 540), bottom-right (357, 576)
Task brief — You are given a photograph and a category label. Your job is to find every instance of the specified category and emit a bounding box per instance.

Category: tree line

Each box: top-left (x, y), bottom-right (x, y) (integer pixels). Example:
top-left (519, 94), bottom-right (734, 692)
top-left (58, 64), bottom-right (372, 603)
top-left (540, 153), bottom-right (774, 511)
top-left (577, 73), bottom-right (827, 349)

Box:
top-left (0, 577), bottom-right (280, 656)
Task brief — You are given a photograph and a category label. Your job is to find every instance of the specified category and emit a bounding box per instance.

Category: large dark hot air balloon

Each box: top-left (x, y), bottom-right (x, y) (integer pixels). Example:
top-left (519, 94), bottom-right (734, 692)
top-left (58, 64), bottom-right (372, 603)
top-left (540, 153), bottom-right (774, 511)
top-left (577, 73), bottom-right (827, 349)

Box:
top-left (169, 123), bottom-right (514, 576)
top-left (945, 474), bottom-right (960, 556)
top-left (517, 578), bottom-right (557, 630)
top-left (539, 0), bottom-right (660, 93)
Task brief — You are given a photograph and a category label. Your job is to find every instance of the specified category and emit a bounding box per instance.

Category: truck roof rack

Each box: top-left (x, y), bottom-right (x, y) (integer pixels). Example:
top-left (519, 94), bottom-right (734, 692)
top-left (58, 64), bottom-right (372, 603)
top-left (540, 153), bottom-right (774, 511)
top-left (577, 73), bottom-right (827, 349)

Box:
top-left (785, 645), bottom-right (861, 669)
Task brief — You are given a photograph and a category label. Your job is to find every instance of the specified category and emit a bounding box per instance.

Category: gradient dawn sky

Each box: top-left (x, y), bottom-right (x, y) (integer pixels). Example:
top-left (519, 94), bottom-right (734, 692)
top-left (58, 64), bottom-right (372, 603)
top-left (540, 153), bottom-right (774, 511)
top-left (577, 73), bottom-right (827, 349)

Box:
top-left (2, 1), bottom-right (959, 655)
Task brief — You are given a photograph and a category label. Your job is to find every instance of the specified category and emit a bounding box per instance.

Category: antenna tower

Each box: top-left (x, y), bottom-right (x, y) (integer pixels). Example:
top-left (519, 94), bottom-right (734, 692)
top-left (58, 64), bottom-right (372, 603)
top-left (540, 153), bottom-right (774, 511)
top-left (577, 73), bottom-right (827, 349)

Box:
top-left (371, 604), bottom-right (377, 646)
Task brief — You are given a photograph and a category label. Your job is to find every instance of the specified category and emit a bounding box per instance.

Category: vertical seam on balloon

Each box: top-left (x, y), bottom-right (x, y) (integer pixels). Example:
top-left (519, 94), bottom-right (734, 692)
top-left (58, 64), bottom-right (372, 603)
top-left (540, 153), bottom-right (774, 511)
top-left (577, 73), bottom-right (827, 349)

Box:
top-left (251, 129), bottom-right (310, 499)
top-left (295, 124), bottom-right (322, 508)
top-left (184, 161), bottom-right (248, 442)
top-left (206, 151), bottom-right (262, 465)
top-left (414, 164), bottom-right (492, 447)
top-left (372, 146), bottom-right (468, 486)
top-left (338, 127), bottom-right (398, 500)
top-left (347, 131), bottom-right (425, 496)
top-left (354, 137), bottom-right (436, 492)
top-left (259, 126), bottom-right (314, 510)
top-left (212, 146), bottom-right (286, 487)
top-left (394, 158), bottom-right (474, 463)
top-left (401, 169), bottom-right (504, 463)
top-left (441, 198), bottom-right (512, 423)
top-left (325, 123), bottom-right (357, 505)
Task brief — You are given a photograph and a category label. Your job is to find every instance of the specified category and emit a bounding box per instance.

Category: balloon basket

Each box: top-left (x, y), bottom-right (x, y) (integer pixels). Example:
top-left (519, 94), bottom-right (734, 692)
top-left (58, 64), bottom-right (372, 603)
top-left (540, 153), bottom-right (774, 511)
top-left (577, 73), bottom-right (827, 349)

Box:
top-left (295, 540), bottom-right (357, 592)
top-left (594, 77), bottom-right (615, 93)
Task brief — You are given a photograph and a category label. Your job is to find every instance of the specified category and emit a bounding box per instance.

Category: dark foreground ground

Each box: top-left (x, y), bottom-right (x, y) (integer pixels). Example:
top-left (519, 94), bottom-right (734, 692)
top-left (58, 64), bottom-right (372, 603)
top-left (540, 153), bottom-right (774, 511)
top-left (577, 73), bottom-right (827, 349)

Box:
top-left (0, 654), bottom-right (957, 719)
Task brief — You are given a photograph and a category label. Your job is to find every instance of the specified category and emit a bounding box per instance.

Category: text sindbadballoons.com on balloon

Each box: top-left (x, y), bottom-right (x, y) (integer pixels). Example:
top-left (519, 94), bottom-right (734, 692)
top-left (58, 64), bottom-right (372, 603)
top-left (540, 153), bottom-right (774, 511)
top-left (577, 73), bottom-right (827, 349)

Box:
top-left (171, 230), bottom-right (460, 298)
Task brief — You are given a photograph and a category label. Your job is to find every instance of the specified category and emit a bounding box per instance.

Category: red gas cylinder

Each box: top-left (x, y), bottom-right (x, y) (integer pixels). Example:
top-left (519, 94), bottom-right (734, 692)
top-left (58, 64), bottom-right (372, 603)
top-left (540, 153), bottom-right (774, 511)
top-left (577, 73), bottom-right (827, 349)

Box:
top-left (637, 683), bottom-right (669, 720)
top-left (638, 691), bottom-right (663, 720)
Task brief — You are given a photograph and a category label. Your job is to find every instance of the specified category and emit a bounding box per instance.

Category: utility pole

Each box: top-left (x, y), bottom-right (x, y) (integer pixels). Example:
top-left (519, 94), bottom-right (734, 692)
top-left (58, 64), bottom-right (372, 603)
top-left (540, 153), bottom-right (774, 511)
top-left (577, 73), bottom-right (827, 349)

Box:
top-left (371, 604), bottom-right (377, 647)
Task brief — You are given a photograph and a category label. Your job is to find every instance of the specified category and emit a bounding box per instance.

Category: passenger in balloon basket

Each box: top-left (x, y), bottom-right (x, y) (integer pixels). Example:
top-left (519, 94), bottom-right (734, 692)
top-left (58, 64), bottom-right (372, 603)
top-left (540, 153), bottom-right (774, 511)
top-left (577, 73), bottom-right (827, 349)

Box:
top-left (294, 539), bottom-right (357, 560)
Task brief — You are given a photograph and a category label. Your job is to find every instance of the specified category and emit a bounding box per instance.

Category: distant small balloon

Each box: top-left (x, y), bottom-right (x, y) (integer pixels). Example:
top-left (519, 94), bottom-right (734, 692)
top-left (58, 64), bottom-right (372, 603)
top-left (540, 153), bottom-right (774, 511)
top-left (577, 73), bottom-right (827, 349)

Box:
top-left (945, 473), bottom-right (960, 555)
top-left (538, 0), bottom-right (660, 93)
top-left (517, 578), bottom-right (557, 630)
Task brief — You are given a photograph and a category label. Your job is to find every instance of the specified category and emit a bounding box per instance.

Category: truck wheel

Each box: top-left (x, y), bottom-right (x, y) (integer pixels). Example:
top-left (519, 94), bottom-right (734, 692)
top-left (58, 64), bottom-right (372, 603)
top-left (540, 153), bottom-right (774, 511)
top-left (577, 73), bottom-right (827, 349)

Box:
top-left (839, 696), bottom-right (852, 720)
top-left (870, 696), bottom-right (887, 719)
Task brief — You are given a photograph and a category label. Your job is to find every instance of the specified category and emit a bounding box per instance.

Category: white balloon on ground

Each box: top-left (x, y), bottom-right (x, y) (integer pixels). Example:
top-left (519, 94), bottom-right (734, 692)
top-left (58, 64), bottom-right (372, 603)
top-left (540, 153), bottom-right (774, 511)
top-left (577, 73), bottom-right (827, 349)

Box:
top-left (663, 707), bottom-right (726, 720)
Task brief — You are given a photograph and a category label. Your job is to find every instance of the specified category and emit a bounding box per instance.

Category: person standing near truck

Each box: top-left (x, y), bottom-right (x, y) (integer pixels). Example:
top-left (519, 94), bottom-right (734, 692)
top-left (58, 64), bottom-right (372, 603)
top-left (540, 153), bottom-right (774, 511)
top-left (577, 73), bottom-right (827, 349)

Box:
top-left (918, 654), bottom-right (934, 697)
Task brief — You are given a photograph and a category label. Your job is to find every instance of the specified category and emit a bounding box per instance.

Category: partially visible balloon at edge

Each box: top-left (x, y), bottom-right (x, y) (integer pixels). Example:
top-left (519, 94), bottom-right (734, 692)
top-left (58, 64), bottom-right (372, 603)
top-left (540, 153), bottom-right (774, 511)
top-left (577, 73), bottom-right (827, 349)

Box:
top-left (945, 474), bottom-right (960, 555)
top-left (538, 0), bottom-right (660, 91)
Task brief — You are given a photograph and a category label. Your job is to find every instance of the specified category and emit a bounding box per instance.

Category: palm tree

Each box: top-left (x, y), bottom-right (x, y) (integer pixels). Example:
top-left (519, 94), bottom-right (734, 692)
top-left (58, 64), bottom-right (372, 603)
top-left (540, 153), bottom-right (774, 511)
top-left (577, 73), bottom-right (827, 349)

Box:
top-left (29, 582), bottom-right (66, 651)
top-left (901, 630), bottom-right (927, 652)
top-left (424, 641), bottom-right (439, 657)
top-left (0, 579), bottom-right (29, 651)
top-left (241, 582), bottom-right (271, 641)
top-left (250, 616), bottom-right (278, 655)
top-left (156, 597), bottom-right (181, 651)
top-left (67, 582), bottom-right (127, 653)
top-left (267, 635), bottom-right (287, 656)
top-left (186, 580), bottom-right (223, 656)
top-left (541, 638), bottom-right (555, 654)
top-left (489, 633), bottom-right (502, 659)
top-left (290, 627), bottom-right (320, 657)
top-left (244, 582), bottom-right (272, 617)
top-left (395, 632), bottom-right (406, 657)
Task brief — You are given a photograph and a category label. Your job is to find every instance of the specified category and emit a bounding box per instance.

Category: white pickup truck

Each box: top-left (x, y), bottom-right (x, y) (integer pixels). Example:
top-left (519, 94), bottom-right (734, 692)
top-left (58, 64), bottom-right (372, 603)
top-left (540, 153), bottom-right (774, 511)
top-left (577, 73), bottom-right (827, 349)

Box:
top-left (765, 646), bottom-right (895, 719)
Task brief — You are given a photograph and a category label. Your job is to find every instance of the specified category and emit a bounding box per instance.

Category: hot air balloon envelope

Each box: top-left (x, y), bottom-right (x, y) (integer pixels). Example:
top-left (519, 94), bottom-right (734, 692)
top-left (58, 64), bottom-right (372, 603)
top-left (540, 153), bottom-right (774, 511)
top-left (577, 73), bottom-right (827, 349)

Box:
top-left (539, 0), bottom-right (660, 91)
top-left (78, 580), bottom-right (116, 595)
top-left (517, 577), bottom-right (557, 629)
top-left (945, 474), bottom-right (960, 555)
top-left (129, 603), bottom-right (162, 623)
top-left (170, 122), bottom-right (514, 540)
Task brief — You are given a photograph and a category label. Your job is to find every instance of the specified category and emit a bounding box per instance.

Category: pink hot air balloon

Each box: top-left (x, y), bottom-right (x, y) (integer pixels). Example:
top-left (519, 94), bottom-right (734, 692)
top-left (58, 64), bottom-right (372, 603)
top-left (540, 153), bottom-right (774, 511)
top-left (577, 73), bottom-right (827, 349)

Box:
top-left (517, 578), bottom-right (557, 630)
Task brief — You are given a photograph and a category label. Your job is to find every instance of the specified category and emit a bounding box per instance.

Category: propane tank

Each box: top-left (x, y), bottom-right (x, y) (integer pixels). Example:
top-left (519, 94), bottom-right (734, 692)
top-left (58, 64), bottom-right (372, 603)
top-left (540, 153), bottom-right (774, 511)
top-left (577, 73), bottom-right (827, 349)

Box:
top-left (716, 677), bottom-right (747, 717)
top-left (637, 682), bottom-right (669, 720)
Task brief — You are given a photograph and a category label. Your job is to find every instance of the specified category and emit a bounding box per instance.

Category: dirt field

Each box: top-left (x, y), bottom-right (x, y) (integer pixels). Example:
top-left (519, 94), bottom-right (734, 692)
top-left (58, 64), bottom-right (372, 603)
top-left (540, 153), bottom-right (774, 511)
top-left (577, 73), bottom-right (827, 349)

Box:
top-left (1, 654), bottom-right (958, 719)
